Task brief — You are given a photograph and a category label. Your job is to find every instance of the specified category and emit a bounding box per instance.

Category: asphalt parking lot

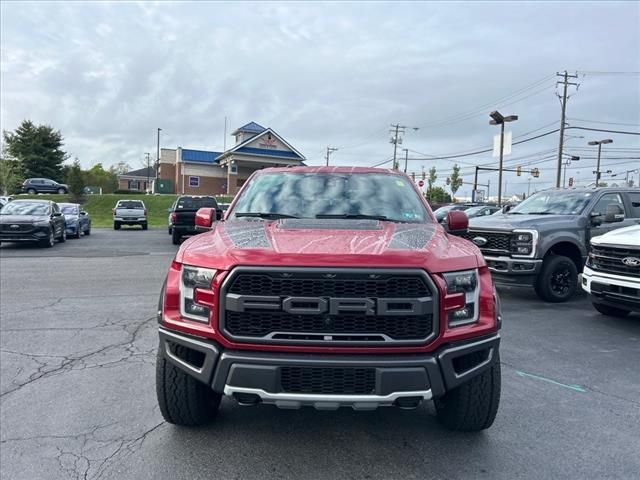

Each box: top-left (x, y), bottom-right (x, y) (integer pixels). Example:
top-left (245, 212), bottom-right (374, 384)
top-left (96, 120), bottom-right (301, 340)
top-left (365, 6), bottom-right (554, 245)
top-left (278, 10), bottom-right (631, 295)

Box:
top-left (1, 229), bottom-right (639, 480)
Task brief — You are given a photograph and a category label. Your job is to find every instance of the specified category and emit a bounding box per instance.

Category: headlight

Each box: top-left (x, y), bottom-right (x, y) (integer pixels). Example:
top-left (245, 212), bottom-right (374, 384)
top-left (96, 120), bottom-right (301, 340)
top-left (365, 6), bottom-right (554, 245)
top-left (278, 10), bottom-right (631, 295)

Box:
top-left (510, 229), bottom-right (538, 257)
top-left (180, 265), bottom-right (216, 322)
top-left (34, 220), bottom-right (50, 227)
top-left (443, 269), bottom-right (480, 327)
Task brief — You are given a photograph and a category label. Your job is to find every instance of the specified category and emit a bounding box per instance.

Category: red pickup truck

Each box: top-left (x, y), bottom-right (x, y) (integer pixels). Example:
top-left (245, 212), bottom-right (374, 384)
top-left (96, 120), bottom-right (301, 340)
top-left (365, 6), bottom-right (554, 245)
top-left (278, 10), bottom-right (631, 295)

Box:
top-left (156, 167), bottom-right (502, 431)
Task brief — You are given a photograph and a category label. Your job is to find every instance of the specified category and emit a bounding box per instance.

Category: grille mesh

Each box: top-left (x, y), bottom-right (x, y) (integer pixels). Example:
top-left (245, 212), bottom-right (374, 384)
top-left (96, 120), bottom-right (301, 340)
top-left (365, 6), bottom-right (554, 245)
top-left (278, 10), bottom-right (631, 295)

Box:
top-left (590, 245), bottom-right (640, 278)
top-left (280, 366), bottom-right (375, 394)
top-left (462, 231), bottom-right (512, 252)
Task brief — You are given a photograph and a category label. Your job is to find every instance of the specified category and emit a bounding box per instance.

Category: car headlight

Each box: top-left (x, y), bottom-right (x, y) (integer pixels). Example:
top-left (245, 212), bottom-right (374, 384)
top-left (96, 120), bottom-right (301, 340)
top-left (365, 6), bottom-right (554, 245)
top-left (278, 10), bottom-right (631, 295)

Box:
top-left (34, 220), bottom-right (50, 227)
top-left (180, 265), bottom-right (216, 322)
top-left (510, 229), bottom-right (538, 257)
top-left (442, 269), bottom-right (480, 327)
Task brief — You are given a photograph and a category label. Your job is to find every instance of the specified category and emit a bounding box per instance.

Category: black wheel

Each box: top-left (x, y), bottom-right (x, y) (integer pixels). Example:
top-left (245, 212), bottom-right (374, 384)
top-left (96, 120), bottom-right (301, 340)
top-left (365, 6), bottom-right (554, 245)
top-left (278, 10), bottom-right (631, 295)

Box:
top-left (114, 222), bottom-right (121, 230)
top-left (434, 352), bottom-right (501, 432)
top-left (74, 225), bottom-right (82, 238)
top-left (156, 344), bottom-right (221, 426)
top-left (58, 228), bottom-right (66, 243)
top-left (39, 229), bottom-right (55, 248)
top-left (142, 223), bottom-right (148, 231)
top-left (534, 255), bottom-right (577, 303)
top-left (85, 226), bottom-right (91, 236)
top-left (168, 226), bottom-right (172, 235)
top-left (57, 188), bottom-right (66, 194)
top-left (592, 302), bottom-right (630, 318)
top-left (172, 229), bottom-right (181, 245)
top-left (27, 188), bottom-right (36, 195)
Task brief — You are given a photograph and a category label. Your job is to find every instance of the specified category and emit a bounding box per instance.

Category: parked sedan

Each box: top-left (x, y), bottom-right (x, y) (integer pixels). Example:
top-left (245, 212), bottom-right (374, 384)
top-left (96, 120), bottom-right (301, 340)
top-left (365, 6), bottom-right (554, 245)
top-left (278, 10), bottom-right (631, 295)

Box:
top-left (464, 205), bottom-right (501, 218)
top-left (0, 199), bottom-right (67, 247)
top-left (59, 203), bottom-right (92, 238)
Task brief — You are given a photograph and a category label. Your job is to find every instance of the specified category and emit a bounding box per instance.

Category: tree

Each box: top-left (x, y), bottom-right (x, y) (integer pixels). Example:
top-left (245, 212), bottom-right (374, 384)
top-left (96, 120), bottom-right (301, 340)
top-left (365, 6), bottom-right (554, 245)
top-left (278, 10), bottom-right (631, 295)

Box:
top-left (66, 159), bottom-right (85, 202)
top-left (427, 186), bottom-right (452, 204)
top-left (449, 164), bottom-right (463, 199)
top-left (0, 147), bottom-right (25, 195)
top-left (427, 166), bottom-right (437, 200)
top-left (109, 162), bottom-right (131, 175)
top-left (3, 120), bottom-right (68, 181)
top-left (86, 163), bottom-right (118, 193)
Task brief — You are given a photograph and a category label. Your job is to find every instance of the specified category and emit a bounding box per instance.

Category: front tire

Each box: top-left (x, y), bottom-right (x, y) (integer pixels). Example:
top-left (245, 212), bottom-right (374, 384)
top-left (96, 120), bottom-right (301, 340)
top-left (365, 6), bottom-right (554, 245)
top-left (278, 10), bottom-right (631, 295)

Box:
top-left (592, 302), bottom-right (630, 318)
top-left (27, 188), bottom-right (37, 195)
top-left (434, 352), bottom-right (501, 432)
top-left (114, 222), bottom-right (121, 230)
top-left (156, 345), bottom-right (221, 426)
top-left (57, 188), bottom-right (66, 194)
top-left (58, 228), bottom-right (66, 243)
top-left (39, 229), bottom-right (55, 248)
top-left (142, 223), bottom-right (148, 231)
top-left (534, 255), bottom-right (577, 303)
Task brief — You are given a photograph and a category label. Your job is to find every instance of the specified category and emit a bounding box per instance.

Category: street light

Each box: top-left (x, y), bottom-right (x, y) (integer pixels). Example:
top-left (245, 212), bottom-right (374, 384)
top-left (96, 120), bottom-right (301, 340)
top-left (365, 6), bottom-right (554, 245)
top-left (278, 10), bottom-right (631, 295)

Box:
top-left (489, 111), bottom-right (518, 206)
top-left (587, 139), bottom-right (613, 185)
top-left (562, 155), bottom-right (580, 188)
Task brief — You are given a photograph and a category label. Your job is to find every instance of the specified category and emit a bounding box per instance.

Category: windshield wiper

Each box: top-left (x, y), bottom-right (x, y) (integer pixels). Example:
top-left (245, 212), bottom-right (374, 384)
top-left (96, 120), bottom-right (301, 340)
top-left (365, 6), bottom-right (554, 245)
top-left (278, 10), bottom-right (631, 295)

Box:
top-left (509, 211), bottom-right (554, 215)
top-left (235, 212), bottom-right (299, 219)
top-left (315, 214), bottom-right (399, 222)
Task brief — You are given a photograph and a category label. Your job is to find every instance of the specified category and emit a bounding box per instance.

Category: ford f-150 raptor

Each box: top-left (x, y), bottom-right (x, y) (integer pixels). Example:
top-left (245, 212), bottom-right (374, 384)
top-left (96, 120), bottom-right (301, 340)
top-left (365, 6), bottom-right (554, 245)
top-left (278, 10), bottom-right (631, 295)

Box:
top-left (155, 167), bottom-right (502, 431)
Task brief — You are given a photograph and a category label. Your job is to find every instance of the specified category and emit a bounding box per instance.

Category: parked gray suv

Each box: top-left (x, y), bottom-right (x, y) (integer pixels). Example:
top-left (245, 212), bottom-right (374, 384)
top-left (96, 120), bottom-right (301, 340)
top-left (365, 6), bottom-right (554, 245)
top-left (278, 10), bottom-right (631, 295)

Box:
top-left (22, 178), bottom-right (68, 194)
top-left (464, 187), bottom-right (640, 302)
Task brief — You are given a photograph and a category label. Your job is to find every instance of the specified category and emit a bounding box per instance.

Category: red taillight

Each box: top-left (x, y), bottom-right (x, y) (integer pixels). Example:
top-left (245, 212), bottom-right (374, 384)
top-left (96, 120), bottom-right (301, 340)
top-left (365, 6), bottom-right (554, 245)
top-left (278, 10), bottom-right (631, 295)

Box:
top-left (170, 212), bottom-right (176, 222)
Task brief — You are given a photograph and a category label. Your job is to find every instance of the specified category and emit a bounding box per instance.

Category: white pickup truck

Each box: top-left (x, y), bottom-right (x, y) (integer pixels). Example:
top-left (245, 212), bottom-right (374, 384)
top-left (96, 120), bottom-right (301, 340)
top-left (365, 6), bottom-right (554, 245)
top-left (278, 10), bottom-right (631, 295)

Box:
top-left (113, 200), bottom-right (148, 230)
top-left (582, 225), bottom-right (640, 317)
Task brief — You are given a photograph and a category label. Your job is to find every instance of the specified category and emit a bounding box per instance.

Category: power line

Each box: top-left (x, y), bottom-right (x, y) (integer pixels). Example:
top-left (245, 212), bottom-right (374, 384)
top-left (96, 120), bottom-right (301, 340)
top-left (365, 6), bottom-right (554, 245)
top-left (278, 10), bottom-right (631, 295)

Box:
top-left (566, 126), bottom-right (640, 136)
top-left (567, 117), bottom-right (640, 127)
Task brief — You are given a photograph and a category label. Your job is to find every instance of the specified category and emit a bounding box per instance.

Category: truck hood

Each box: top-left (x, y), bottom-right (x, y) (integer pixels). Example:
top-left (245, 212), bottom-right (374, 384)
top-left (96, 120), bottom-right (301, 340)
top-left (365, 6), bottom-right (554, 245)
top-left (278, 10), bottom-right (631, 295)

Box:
top-left (469, 213), bottom-right (586, 231)
top-left (178, 219), bottom-right (481, 273)
top-left (591, 225), bottom-right (640, 247)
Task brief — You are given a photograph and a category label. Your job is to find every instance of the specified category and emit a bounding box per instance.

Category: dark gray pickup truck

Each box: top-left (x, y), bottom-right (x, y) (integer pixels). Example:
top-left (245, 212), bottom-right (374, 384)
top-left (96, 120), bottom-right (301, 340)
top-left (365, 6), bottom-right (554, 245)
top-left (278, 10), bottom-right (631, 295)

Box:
top-left (169, 195), bottom-right (222, 245)
top-left (465, 187), bottom-right (640, 302)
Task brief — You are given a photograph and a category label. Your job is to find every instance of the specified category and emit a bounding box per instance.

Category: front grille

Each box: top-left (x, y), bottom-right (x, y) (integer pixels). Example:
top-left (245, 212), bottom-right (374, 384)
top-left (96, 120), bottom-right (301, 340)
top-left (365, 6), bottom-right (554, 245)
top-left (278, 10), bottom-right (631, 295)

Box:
top-left (462, 231), bottom-right (512, 253)
top-left (590, 245), bottom-right (640, 278)
top-left (1, 223), bottom-right (34, 233)
top-left (221, 268), bottom-right (437, 345)
top-left (226, 311), bottom-right (433, 340)
top-left (280, 366), bottom-right (375, 394)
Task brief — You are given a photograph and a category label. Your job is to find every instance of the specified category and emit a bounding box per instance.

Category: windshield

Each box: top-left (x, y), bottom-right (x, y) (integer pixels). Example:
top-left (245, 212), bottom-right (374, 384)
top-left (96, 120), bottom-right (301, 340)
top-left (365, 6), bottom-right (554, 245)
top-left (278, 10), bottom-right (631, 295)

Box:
top-left (230, 172), bottom-right (430, 223)
top-left (176, 197), bottom-right (217, 209)
top-left (433, 205), bottom-right (466, 221)
top-left (510, 191), bottom-right (593, 215)
top-left (464, 206), bottom-right (486, 216)
top-left (60, 205), bottom-right (79, 215)
top-left (0, 202), bottom-right (50, 216)
top-left (116, 201), bottom-right (144, 209)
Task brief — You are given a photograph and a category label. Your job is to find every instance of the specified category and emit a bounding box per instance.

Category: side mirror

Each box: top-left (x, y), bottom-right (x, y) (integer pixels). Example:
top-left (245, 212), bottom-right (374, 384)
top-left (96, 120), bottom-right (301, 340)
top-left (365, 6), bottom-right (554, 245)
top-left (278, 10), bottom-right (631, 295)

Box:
top-left (604, 204), bottom-right (624, 223)
top-left (195, 207), bottom-right (216, 231)
top-left (52, 212), bottom-right (62, 217)
top-left (167, 208), bottom-right (172, 213)
top-left (501, 205), bottom-right (511, 214)
top-left (80, 211), bottom-right (88, 216)
top-left (444, 210), bottom-right (468, 236)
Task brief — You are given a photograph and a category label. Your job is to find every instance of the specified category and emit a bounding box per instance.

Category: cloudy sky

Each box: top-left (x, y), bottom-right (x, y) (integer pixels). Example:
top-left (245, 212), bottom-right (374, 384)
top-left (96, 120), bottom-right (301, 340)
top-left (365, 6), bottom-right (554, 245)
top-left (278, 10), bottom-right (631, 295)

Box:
top-left (1, 1), bottom-right (639, 196)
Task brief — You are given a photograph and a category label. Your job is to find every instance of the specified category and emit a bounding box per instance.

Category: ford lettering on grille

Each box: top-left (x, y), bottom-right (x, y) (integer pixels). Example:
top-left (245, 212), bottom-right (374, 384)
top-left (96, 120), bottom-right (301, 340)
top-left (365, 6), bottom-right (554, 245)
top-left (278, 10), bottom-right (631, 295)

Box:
top-left (226, 294), bottom-right (431, 316)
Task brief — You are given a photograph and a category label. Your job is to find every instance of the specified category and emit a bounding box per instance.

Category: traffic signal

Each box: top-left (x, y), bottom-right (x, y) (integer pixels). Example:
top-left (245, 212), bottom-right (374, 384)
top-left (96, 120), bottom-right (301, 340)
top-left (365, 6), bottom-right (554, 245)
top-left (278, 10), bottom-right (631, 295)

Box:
top-left (568, 177), bottom-right (574, 187)
top-left (516, 166), bottom-right (521, 177)
top-left (531, 168), bottom-right (540, 178)
top-left (446, 177), bottom-right (451, 185)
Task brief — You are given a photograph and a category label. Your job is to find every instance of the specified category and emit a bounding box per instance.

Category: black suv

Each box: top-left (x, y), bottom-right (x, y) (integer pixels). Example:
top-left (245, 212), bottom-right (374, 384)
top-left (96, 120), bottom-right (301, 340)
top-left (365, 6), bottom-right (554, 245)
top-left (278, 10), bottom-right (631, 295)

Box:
top-left (0, 199), bottom-right (67, 247)
top-left (466, 187), bottom-right (640, 302)
top-left (22, 178), bottom-right (68, 195)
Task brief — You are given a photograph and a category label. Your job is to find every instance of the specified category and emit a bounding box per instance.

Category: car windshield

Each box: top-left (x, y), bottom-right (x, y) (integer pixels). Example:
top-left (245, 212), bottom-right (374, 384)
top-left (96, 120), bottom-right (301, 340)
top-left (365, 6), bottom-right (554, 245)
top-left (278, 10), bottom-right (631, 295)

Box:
top-left (0, 202), bottom-right (49, 216)
top-left (509, 191), bottom-right (593, 215)
top-left (464, 206), bottom-right (486, 216)
top-left (229, 172), bottom-right (430, 223)
top-left (176, 197), bottom-right (217, 209)
top-left (117, 201), bottom-right (144, 209)
top-left (433, 205), bottom-right (465, 221)
top-left (60, 205), bottom-right (79, 215)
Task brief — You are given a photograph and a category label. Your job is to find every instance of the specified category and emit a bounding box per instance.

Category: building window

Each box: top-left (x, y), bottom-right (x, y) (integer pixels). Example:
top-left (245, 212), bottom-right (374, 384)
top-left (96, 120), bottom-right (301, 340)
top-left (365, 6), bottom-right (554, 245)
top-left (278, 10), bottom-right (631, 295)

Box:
top-left (189, 176), bottom-right (200, 187)
top-left (128, 180), bottom-right (139, 190)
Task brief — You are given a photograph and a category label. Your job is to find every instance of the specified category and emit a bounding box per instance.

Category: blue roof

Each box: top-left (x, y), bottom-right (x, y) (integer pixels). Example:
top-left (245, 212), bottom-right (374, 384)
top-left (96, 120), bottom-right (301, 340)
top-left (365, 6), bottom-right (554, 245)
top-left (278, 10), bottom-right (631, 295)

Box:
top-left (235, 146), bottom-right (303, 160)
top-left (182, 149), bottom-right (222, 164)
top-left (231, 122), bottom-right (266, 135)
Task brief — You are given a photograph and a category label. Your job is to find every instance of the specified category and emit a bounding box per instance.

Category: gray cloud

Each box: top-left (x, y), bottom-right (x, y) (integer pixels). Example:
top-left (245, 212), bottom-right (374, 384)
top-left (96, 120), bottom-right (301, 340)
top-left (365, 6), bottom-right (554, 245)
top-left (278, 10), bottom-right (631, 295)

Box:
top-left (1, 1), bottom-right (638, 193)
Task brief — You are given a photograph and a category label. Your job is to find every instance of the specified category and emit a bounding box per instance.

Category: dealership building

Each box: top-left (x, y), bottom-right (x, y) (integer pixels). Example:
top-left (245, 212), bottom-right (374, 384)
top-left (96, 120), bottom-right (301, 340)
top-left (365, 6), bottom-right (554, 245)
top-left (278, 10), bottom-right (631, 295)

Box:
top-left (144, 122), bottom-right (306, 195)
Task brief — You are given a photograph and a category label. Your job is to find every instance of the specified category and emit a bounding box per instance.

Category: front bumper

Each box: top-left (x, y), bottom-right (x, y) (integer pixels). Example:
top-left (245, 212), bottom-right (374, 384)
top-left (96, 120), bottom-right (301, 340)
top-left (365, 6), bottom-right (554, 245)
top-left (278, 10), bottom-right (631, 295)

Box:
top-left (485, 255), bottom-right (543, 287)
top-left (0, 228), bottom-right (49, 243)
top-left (158, 327), bottom-right (500, 410)
top-left (582, 266), bottom-right (640, 313)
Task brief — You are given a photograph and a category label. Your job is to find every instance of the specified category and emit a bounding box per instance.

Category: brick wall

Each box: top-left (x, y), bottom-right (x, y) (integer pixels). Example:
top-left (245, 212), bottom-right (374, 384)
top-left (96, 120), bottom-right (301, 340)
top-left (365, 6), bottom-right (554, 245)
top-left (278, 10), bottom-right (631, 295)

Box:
top-left (177, 176), bottom-right (227, 196)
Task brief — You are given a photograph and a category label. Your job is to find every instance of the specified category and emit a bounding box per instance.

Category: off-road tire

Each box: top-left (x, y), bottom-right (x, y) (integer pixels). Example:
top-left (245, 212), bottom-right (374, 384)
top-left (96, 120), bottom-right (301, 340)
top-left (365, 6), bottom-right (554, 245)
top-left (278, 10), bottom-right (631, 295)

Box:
top-left (592, 302), bottom-right (630, 318)
top-left (172, 229), bottom-right (181, 245)
top-left (534, 255), bottom-right (577, 303)
top-left (114, 222), bottom-right (121, 230)
top-left (434, 351), bottom-right (501, 432)
top-left (156, 344), bottom-right (221, 426)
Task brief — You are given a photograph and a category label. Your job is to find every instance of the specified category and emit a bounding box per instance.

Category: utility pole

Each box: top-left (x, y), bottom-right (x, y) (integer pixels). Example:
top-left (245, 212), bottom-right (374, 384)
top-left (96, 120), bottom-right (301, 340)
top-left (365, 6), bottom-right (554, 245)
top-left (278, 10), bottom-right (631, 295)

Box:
top-left (156, 128), bottom-right (162, 189)
top-left (145, 152), bottom-right (150, 193)
top-left (403, 148), bottom-right (409, 173)
top-left (325, 146), bottom-right (338, 166)
top-left (390, 124), bottom-right (419, 170)
top-left (555, 71), bottom-right (579, 188)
